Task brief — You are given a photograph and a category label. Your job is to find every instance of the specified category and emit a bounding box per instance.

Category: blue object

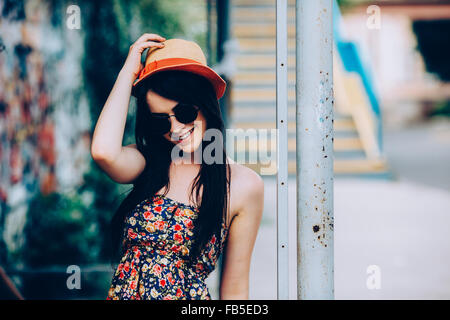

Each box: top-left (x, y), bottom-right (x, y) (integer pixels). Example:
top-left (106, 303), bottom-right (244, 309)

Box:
top-left (333, 0), bottom-right (383, 152)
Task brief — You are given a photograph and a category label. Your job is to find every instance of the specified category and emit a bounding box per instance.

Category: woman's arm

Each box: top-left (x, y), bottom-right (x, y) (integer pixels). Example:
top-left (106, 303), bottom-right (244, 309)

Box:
top-left (90, 33), bottom-right (165, 183)
top-left (219, 169), bottom-right (264, 299)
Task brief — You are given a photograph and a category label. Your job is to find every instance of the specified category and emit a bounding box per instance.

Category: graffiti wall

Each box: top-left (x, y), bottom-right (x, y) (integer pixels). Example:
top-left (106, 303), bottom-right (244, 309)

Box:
top-left (0, 0), bottom-right (91, 264)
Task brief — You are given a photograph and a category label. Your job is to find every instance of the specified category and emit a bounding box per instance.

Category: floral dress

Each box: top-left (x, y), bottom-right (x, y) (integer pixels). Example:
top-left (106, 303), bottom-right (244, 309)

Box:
top-left (106, 194), bottom-right (229, 300)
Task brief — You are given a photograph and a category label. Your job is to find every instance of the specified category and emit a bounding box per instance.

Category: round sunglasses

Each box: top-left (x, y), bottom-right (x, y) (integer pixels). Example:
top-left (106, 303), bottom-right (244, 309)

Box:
top-left (149, 103), bottom-right (199, 135)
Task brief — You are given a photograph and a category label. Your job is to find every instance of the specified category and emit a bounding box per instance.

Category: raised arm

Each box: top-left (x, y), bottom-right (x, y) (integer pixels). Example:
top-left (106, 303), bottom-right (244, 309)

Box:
top-left (90, 33), bottom-right (166, 184)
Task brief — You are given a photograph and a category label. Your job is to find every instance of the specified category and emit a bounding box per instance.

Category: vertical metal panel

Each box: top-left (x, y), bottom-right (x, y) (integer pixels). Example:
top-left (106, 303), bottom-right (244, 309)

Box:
top-left (216, 0), bottom-right (230, 127)
top-left (276, 0), bottom-right (290, 300)
top-left (206, 0), bottom-right (212, 66)
top-left (296, 0), bottom-right (335, 299)
top-left (216, 0), bottom-right (230, 62)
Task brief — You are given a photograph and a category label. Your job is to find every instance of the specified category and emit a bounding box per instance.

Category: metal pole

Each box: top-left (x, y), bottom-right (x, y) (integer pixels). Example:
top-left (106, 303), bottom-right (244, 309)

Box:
top-left (276, 0), bottom-right (289, 300)
top-left (216, 0), bottom-right (230, 63)
top-left (296, 0), bottom-right (334, 299)
top-left (206, 0), bottom-right (212, 66)
top-left (216, 0), bottom-right (230, 127)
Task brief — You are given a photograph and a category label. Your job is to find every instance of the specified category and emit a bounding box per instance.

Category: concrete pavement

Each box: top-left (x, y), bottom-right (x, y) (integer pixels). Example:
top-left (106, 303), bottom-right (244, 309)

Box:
top-left (208, 119), bottom-right (450, 299)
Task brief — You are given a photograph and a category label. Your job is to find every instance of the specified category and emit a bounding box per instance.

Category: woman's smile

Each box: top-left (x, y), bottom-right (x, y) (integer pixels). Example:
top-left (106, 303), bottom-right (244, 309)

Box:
top-left (146, 90), bottom-right (206, 153)
top-left (172, 125), bottom-right (195, 144)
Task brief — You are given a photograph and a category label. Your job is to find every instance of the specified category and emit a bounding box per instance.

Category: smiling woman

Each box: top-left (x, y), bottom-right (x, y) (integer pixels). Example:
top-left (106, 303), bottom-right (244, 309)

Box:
top-left (145, 90), bottom-right (206, 156)
top-left (91, 35), bottom-right (264, 300)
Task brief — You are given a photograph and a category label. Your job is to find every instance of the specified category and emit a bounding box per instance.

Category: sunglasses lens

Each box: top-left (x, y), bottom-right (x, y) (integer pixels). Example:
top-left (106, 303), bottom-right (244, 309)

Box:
top-left (149, 104), bottom-right (198, 135)
top-left (174, 103), bottom-right (198, 124)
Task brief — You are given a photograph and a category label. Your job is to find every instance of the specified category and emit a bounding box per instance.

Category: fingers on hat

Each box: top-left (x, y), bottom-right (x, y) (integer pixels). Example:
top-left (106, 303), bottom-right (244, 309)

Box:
top-left (137, 33), bottom-right (166, 43)
top-left (137, 41), bottom-right (164, 49)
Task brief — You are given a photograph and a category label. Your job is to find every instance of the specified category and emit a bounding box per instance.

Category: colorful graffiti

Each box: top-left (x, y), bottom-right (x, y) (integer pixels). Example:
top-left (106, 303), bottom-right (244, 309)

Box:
top-left (0, 8), bottom-right (56, 206)
top-left (0, 0), bottom-right (91, 265)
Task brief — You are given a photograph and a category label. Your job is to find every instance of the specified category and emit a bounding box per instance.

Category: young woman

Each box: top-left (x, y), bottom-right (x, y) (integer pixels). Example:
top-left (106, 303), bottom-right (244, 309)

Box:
top-left (91, 34), bottom-right (264, 300)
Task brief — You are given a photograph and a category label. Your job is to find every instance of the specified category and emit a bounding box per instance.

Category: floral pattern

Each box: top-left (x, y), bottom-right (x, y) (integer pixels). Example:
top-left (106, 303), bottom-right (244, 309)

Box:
top-left (106, 194), bottom-right (229, 300)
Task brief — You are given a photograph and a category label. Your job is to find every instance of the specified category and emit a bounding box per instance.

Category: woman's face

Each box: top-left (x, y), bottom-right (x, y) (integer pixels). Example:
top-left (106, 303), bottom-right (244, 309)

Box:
top-left (146, 89), bottom-right (206, 154)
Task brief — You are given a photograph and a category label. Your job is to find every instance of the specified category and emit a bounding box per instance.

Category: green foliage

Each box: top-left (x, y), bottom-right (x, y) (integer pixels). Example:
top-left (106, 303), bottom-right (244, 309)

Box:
top-left (22, 191), bottom-right (99, 267)
top-left (77, 159), bottom-right (132, 262)
top-left (428, 101), bottom-right (450, 118)
top-left (412, 19), bottom-right (450, 82)
top-left (134, 0), bottom-right (186, 39)
top-left (336, 0), bottom-right (356, 9)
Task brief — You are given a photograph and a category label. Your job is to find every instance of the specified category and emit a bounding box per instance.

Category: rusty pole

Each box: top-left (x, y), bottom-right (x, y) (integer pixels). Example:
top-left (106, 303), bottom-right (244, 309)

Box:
top-left (296, 0), bottom-right (335, 299)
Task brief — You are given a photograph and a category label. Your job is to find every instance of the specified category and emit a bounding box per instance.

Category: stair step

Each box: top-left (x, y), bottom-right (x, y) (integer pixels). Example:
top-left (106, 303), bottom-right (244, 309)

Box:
top-left (238, 66), bottom-right (297, 72)
top-left (230, 0), bottom-right (388, 178)
top-left (233, 71), bottom-right (296, 85)
top-left (236, 54), bottom-right (296, 69)
top-left (233, 0), bottom-right (296, 6)
top-left (232, 150), bottom-right (368, 163)
top-left (230, 130), bottom-right (359, 139)
top-left (240, 158), bottom-right (389, 176)
top-left (233, 23), bottom-right (296, 38)
top-left (234, 83), bottom-right (297, 90)
top-left (230, 111), bottom-right (354, 126)
top-left (314, 158), bottom-right (388, 174)
top-left (229, 102), bottom-right (352, 115)
top-left (230, 101), bottom-right (349, 111)
top-left (233, 7), bottom-right (296, 23)
top-left (233, 4), bottom-right (296, 10)
top-left (230, 118), bottom-right (357, 132)
top-left (232, 88), bottom-right (295, 101)
top-left (230, 136), bottom-right (363, 153)
top-left (237, 38), bottom-right (297, 53)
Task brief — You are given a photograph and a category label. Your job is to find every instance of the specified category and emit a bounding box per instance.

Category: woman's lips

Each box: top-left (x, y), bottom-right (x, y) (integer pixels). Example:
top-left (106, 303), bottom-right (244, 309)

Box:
top-left (173, 126), bottom-right (195, 143)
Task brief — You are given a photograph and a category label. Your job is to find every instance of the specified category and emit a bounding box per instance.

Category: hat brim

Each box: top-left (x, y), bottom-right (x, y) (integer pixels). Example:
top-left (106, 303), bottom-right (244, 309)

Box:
top-left (131, 63), bottom-right (227, 99)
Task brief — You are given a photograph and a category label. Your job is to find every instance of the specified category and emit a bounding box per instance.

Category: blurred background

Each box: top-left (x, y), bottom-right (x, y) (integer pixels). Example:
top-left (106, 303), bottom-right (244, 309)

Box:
top-left (0, 0), bottom-right (449, 299)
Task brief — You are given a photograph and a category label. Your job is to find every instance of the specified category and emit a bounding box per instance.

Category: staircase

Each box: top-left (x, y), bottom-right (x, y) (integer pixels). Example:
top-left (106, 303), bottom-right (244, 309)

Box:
top-left (228, 0), bottom-right (390, 178)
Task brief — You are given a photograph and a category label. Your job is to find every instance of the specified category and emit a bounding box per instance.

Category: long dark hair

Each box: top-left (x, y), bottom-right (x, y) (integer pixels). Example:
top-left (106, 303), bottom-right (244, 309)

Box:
top-left (109, 70), bottom-right (231, 267)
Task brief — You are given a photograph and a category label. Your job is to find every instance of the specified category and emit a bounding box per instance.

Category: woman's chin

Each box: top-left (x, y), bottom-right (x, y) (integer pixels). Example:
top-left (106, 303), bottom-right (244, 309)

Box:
top-left (168, 135), bottom-right (200, 154)
top-left (177, 140), bottom-right (201, 154)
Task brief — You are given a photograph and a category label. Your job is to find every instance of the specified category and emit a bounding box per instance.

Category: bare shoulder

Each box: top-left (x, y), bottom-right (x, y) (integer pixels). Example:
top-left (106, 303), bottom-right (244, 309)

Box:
top-left (229, 162), bottom-right (264, 196)
top-left (227, 159), bottom-right (264, 218)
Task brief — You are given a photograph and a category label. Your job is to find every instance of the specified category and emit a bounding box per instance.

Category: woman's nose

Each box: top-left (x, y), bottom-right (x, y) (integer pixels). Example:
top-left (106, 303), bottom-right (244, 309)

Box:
top-left (169, 115), bottom-right (184, 133)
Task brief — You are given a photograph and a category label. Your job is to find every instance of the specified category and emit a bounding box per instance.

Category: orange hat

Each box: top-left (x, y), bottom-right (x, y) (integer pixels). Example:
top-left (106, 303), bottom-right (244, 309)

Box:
top-left (131, 38), bottom-right (227, 99)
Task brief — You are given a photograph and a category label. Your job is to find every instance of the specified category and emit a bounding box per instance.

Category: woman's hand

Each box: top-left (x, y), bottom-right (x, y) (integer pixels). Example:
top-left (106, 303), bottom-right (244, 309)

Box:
top-left (121, 33), bottom-right (166, 80)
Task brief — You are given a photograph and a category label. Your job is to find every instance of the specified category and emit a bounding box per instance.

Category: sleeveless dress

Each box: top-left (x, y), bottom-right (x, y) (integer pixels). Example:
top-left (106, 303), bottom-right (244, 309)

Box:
top-left (106, 194), bottom-right (229, 300)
